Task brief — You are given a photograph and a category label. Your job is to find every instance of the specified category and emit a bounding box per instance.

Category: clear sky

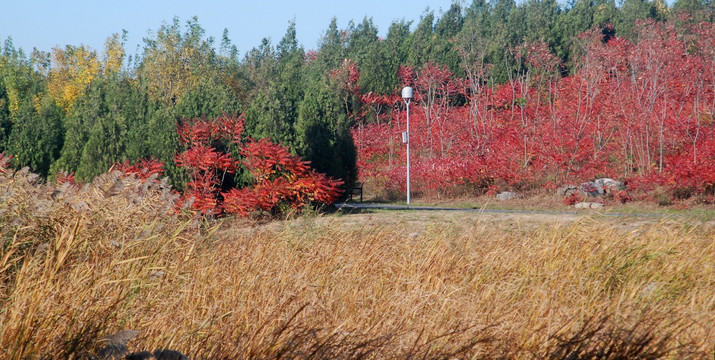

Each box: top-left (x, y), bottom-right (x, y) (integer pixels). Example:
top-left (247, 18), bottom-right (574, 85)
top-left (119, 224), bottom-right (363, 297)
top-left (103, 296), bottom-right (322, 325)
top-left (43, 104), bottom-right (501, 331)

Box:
top-left (0, 0), bottom-right (456, 57)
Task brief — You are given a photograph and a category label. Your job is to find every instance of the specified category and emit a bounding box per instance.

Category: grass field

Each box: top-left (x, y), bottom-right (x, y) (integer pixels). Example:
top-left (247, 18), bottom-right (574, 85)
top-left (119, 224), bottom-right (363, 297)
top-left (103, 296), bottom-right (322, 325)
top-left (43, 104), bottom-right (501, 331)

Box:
top-left (1, 168), bottom-right (714, 358)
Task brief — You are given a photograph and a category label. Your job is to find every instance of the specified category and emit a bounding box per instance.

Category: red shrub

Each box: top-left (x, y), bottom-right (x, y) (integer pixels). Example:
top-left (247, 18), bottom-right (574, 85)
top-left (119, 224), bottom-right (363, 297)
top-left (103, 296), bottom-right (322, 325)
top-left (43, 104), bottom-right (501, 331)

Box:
top-left (175, 115), bottom-right (343, 217)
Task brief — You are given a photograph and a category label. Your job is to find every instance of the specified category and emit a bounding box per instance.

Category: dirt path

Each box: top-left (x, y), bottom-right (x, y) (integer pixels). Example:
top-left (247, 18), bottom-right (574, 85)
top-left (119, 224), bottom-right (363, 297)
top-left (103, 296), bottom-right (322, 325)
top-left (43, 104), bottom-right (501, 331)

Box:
top-left (325, 203), bottom-right (715, 234)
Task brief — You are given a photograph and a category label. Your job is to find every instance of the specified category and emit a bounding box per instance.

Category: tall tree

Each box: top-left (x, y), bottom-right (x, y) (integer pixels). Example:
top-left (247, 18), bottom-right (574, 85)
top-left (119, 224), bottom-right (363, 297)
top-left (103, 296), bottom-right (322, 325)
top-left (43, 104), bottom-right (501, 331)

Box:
top-left (406, 10), bottom-right (436, 68)
top-left (139, 16), bottom-right (217, 106)
top-left (486, 0), bottom-right (517, 82)
top-left (46, 44), bottom-right (101, 114)
top-left (348, 17), bottom-right (391, 93)
top-left (432, 2), bottom-right (465, 76)
top-left (614, 0), bottom-right (659, 39)
top-left (382, 20), bottom-right (412, 92)
top-left (318, 18), bottom-right (348, 71)
top-left (296, 63), bottom-right (357, 189)
top-left (7, 96), bottom-right (64, 177)
top-left (243, 22), bottom-right (306, 148)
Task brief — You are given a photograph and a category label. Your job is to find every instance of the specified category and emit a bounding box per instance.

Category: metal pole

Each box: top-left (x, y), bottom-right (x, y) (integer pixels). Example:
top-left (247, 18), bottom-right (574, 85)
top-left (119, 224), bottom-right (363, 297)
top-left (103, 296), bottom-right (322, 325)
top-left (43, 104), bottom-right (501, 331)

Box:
top-left (406, 98), bottom-right (410, 205)
top-left (401, 86), bottom-right (413, 206)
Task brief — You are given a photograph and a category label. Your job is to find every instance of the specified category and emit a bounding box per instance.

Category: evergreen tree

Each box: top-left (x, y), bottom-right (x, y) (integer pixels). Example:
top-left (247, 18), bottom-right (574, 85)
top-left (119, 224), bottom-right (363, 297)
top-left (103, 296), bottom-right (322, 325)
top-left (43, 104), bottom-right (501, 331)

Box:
top-left (382, 20), bottom-right (412, 91)
top-left (348, 17), bottom-right (391, 93)
top-left (486, 0), bottom-right (517, 82)
top-left (243, 22), bottom-right (306, 148)
top-left (76, 112), bottom-right (124, 180)
top-left (296, 64), bottom-right (357, 189)
top-left (176, 76), bottom-right (241, 119)
top-left (7, 96), bottom-right (64, 177)
top-left (0, 76), bottom-right (10, 152)
top-left (432, 3), bottom-right (465, 76)
top-left (407, 10), bottom-right (436, 68)
top-left (614, 0), bottom-right (658, 39)
top-left (49, 78), bottom-right (104, 177)
top-left (318, 18), bottom-right (348, 71)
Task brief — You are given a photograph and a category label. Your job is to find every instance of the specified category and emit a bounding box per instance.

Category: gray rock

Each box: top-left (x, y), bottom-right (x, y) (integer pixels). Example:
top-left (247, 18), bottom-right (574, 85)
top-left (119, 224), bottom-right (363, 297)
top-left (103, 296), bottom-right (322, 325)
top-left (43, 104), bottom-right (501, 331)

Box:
top-left (579, 182), bottom-right (605, 197)
top-left (151, 349), bottom-right (189, 360)
top-left (557, 185), bottom-right (578, 197)
top-left (496, 191), bottom-right (517, 201)
top-left (594, 178), bottom-right (625, 192)
top-left (98, 330), bottom-right (138, 359)
top-left (574, 202), bottom-right (604, 209)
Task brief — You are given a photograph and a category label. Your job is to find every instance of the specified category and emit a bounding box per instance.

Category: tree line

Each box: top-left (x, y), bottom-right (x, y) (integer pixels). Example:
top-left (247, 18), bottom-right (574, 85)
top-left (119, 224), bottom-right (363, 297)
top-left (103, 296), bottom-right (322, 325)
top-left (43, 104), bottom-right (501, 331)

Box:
top-left (0, 0), bottom-right (712, 191)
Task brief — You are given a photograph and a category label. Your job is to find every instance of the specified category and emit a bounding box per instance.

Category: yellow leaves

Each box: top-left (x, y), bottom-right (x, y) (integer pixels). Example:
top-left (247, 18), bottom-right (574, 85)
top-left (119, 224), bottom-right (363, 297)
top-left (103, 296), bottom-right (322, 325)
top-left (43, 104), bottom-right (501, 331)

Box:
top-left (5, 85), bottom-right (20, 117)
top-left (46, 45), bottom-right (100, 113)
top-left (32, 93), bottom-right (44, 113)
top-left (141, 40), bottom-right (202, 105)
top-left (653, 0), bottom-right (670, 18)
top-left (139, 18), bottom-right (212, 105)
top-left (43, 33), bottom-right (125, 113)
top-left (102, 33), bottom-right (125, 77)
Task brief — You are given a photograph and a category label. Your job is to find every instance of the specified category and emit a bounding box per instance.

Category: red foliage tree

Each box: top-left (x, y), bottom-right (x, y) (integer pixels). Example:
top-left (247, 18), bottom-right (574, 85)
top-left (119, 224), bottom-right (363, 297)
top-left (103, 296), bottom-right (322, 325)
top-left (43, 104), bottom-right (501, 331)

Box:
top-left (354, 20), bottom-right (715, 202)
top-left (114, 157), bottom-right (165, 181)
top-left (175, 113), bottom-right (243, 215)
top-left (222, 138), bottom-right (344, 216)
top-left (175, 114), bottom-right (343, 216)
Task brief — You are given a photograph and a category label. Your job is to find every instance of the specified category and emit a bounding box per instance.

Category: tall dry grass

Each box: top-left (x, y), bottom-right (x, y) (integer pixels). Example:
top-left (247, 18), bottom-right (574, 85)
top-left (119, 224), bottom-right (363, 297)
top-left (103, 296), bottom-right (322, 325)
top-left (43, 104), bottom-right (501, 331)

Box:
top-left (1, 165), bottom-right (713, 358)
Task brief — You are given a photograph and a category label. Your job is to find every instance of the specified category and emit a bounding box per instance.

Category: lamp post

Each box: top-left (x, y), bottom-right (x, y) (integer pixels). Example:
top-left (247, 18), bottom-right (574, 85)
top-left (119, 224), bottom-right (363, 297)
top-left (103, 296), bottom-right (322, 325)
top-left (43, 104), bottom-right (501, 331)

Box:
top-left (401, 86), bottom-right (413, 205)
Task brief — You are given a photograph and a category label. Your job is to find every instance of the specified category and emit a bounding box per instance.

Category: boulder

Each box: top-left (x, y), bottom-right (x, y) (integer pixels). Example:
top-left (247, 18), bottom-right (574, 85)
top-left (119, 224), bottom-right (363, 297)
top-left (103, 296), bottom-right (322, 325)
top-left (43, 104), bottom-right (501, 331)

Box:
top-left (594, 178), bottom-right (625, 192)
top-left (579, 182), bottom-right (605, 197)
top-left (557, 185), bottom-right (578, 197)
top-left (579, 178), bottom-right (625, 197)
top-left (574, 202), bottom-right (604, 209)
top-left (496, 191), bottom-right (517, 201)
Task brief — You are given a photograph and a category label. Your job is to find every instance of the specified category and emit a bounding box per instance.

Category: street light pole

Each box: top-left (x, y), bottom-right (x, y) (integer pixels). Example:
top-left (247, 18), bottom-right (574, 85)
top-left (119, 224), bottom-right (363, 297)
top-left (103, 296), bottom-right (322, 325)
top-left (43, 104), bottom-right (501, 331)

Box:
top-left (401, 86), bottom-right (413, 205)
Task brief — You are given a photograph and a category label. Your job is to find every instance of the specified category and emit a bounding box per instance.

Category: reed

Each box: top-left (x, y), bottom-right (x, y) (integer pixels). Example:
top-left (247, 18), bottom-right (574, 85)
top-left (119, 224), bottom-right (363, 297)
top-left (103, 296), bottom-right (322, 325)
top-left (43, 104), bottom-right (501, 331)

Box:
top-left (1, 166), bottom-right (713, 358)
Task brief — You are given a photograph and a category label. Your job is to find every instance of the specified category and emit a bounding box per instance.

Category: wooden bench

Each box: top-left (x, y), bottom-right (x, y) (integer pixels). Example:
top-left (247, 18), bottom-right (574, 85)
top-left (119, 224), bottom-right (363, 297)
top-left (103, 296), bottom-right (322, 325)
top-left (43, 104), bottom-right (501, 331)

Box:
top-left (350, 182), bottom-right (363, 202)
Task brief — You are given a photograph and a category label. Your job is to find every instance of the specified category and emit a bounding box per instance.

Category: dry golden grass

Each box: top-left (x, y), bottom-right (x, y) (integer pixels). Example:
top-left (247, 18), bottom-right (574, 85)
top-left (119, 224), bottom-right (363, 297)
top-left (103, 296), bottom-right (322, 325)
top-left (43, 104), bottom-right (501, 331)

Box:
top-left (1, 166), bottom-right (713, 359)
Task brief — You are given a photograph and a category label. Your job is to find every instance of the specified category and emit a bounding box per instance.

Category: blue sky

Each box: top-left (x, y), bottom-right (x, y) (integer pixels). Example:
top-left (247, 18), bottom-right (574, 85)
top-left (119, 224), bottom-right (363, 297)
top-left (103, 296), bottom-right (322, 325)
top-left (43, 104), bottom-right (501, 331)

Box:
top-left (0, 0), bottom-right (455, 57)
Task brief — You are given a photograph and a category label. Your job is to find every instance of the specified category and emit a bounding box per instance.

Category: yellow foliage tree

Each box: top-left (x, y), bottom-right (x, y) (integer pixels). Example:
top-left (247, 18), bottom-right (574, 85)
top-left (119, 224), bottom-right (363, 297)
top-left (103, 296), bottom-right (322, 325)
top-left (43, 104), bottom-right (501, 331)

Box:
top-left (102, 32), bottom-right (126, 77)
top-left (139, 17), bottom-right (214, 105)
top-left (46, 45), bottom-right (100, 113)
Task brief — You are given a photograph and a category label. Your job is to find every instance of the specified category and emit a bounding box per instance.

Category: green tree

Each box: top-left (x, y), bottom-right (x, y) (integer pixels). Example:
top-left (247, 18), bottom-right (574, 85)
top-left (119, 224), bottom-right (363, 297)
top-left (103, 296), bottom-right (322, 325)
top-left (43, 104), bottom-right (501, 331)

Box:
top-left (0, 72), bottom-right (10, 152)
top-left (406, 10), bottom-right (436, 68)
top-left (7, 96), bottom-right (64, 177)
top-left (75, 112), bottom-right (124, 180)
top-left (348, 17), bottom-right (391, 93)
top-left (49, 78), bottom-right (104, 177)
top-left (432, 2), bottom-right (464, 76)
top-left (176, 76), bottom-right (241, 119)
top-left (318, 18), bottom-right (348, 71)
top-left (146, 105), bottom-right (185, 187)
top-left (485, 0), bottom-right (517, 82)
top-left (614, 0), bottom-right (658, 39)
top-left (382, 20), bottom-right (412, 91)
top-left (242, 23), bottom-right (307, 148)
top-left (296, 65), bottom-right (357, 189)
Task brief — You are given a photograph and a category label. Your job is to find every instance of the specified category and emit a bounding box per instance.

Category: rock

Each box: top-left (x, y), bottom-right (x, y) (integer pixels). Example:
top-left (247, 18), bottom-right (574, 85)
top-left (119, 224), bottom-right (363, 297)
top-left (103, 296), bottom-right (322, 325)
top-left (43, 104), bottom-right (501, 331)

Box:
top-left (98, 330), bottom-right (138, 359)
top-left (579, 182), bottom-right (605, 197)
top-left (496, 191), bottom-right (517, 201)
top-left (574, 202), bottom-right (604, 209)
top-left (149, 270), bottom-right (165, 280)
top-left (124, 351), bottom-right (154, 360)
top-left (594, 178), bottom-right (625, 192)
top-left (98, 330), bottom-right (189, 360)
top-left (150, 349), bottom-right (189, 360)
top-left (557, 185), bottom-right (578, 197)
top-left (125, 349), bottom-right (189, 360)
top-left (579, 178), bottom-right (625, 197)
